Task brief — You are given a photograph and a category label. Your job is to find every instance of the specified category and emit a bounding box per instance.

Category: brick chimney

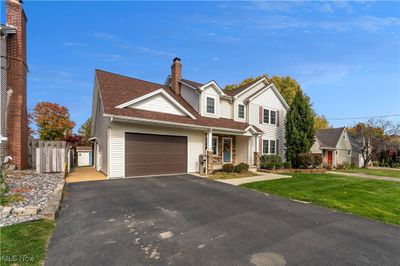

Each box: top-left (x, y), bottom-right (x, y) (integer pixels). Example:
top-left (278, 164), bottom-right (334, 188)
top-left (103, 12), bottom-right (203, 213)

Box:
top-left (6, 0), bottom-right (28, 169)
top-left (170, 57), bottom-right (182, 94)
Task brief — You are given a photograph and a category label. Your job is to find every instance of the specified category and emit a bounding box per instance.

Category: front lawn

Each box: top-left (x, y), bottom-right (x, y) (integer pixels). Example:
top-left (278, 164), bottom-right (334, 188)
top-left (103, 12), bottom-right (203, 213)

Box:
top-left (209, 171), bottom-right (258, 180)
top-left (242, 173), bottom-right (400, 225)
top-left (1, 220), bottom-right (55, 266)
top-left (336, 168), bottom-right (400, 178)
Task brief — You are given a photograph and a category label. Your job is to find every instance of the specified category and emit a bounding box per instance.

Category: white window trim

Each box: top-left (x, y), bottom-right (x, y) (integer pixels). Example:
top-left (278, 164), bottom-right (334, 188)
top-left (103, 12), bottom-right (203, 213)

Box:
top-left (238, 104), bottom-right (245, 119)
top-left (262, 139), bottom-right (269, 155)
top-left (222, 137), bottom-right (233, 163)
top-left (270, 110), bottom-right (277, 125)
top-left (263, 108), bottom-right (270, 124)
top-left (212, 136), bottom-right (218, 156)
top-left (262, 108), bottom-right (278, 125)
top-left (205, 95), bottom-right (216, 115)
top-left (269, 140), bottom-right (276, 155)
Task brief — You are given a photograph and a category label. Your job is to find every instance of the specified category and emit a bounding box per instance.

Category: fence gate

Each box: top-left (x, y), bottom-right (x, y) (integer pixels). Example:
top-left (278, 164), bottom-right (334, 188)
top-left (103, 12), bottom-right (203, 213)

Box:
top-left (31, 140), bottom-right (66, 173)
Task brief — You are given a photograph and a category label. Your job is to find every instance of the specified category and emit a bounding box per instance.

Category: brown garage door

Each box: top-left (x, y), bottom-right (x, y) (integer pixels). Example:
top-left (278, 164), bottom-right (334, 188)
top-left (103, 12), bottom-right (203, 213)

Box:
top-left (125, 133), bottom-right (187, 177)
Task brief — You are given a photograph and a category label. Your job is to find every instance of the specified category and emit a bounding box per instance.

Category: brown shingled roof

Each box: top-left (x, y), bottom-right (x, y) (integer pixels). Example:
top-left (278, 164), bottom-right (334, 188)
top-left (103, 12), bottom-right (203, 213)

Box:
top-left (95, 69), bottom-right (262, 133)
top-left (223, 77), bottom-right (266, 96)
top-left (181, 79), bottom-right (203, 88)
top-left (316, 127), bottom-right (345, 148)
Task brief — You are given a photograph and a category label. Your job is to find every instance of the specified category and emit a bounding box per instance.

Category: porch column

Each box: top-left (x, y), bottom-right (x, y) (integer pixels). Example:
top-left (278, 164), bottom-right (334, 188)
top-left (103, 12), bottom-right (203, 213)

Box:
top-left (206, 129), bottom-right (213, 174)
top-left (253, 135), bottom-right (261, 167)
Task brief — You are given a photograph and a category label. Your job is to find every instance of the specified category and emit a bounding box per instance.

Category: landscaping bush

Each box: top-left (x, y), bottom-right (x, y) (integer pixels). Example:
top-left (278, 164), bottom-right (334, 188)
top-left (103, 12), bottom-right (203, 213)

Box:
top-left (312, 154), bottom-right (322, 167)
top-left (296, 153), bottom-right (314, 169)
top-left (261, 155), bottom-right (282, 164)
top-left (336, 164), bottom-right (345, 169)
top-left (275, 162), bottom-right (283, 169)
top-left (343, 162), bottom-right (351, 169)
top-left (261, 162), bottom-right (275, 170)
top-left (234, 163), bottom-right (249, 173)
top-left (384, 162), bottom-right (390, 167)
top-left (283, 161), bottom-right (292, 169)
top-left (372, 161), bottom-right (379, 167)
top-left (391, 163), bottom-right (400, 168)
top-left (222, 163), bottom-right (235, 173)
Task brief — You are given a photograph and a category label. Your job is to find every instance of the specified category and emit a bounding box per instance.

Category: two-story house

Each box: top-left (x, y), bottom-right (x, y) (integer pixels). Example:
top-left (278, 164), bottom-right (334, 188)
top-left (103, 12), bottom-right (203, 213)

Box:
top-left (90, 58), bottom-right (289, 178)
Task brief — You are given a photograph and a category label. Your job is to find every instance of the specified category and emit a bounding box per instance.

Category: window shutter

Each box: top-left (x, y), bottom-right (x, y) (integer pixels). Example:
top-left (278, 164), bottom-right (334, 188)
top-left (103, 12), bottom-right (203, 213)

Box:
top-left (277, 111), bottom-right (280, 126)
top-left (276, 139), bottom-right (280, 155)
top-left (259, 106), bottom-right (263, 124)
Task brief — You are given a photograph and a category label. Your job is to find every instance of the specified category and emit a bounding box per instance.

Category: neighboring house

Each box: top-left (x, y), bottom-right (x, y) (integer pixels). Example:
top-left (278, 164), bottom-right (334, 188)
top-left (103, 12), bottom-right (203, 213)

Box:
top-left (311, 127), bottom-right (353, 167)
top-left (0, 0), bottom-right (28, 168)
top-left (90, 58), bottom-right (289, 179)
top-left (348, 135), bottom-right (366, 168)
top-left (76, 146), bottom-right (93, 167)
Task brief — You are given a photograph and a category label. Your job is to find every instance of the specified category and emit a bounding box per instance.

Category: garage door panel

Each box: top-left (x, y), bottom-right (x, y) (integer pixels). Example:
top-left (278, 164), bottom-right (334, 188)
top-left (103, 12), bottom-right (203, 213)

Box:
top-left (125, 133), bottom-right (187, 177)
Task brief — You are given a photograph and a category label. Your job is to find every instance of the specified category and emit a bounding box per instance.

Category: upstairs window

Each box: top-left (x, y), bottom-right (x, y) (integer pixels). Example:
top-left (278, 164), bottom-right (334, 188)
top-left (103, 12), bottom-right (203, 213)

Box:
top-left (263, 109), bottom-right (269, 123)
top-left (270, 140), bottom-right (276, 154)
top-left (262, 139), bottom-right (269, 154)
top-left (270, 111), bottom-right (276, 125)
top-left (347, 150), bottom-right (351, 156)
top-left (238, 104), bottom-right (245, 119)
top-left (206, 97), bottom-right (215, 114)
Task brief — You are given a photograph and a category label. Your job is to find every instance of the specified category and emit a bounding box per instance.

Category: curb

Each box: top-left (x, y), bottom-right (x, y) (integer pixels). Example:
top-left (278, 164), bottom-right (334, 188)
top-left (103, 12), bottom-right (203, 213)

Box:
top-left (41, 179), bottom-right (65, 220)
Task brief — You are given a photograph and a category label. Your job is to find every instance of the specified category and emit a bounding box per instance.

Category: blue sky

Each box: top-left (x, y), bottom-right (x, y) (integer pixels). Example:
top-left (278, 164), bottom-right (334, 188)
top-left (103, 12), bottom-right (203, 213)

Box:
top-left (1, 1), bottom-right (399, 131)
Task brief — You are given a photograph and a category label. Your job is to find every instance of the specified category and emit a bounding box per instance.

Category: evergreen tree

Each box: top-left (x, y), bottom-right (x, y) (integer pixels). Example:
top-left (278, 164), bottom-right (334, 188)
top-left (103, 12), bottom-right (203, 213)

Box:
top-left (285, 90), bottom-right (315, 166)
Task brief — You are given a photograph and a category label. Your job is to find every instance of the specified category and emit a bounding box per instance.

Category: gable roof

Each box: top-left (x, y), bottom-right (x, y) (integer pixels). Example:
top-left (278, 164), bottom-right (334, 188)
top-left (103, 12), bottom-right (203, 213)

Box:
top-left (95, 69), bottom-right (262, 133)
top-left (223, 77), bottom-right (266, 97)
top-left (315, 127), bottom-right (345, 148)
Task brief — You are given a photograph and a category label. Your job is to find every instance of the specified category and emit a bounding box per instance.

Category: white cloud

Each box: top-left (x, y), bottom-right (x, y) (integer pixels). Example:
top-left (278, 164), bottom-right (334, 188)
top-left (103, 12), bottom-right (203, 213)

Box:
top-left (62, 41), bottom-right (86, 47)
top-left (136, 46), bottom-right (175, 57)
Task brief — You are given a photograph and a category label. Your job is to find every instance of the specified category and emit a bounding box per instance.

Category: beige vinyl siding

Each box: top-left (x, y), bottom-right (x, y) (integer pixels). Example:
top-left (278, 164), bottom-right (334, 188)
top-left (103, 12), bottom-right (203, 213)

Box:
top-left (180, 83), bottom-right (199, 112)
top-left (92, 80), bottom-right (110, 175)
top-left (0, 34), bottom-right (7, 160)
top-left (249, 87), bottom-right (287, 161)
top-left (200, 86), bottom-right (220, 118)
top-left (129, 93), bottom-right (186, 116)
top-left (220, 98), bottom-right (232, 119)
top-left (335, 130), bottom-right (352, 165)
top-left (236, 136), bottom-right (250, 164)
top-left (108, 122), bottom-right (205, 178)
top-left (236, 81), bottom-right (266, 99)
top-left (310, 139), bottom-right (322, 153)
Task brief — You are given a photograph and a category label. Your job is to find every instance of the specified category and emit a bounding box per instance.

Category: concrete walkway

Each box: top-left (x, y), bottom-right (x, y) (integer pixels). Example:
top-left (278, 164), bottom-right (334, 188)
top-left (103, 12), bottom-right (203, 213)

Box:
top-left (327, 171), bottom-right (400, 182)
top-left (217, 172), bottom-right (291, 186)
top-left (370, 166), bottom-right (400, 171)
top-left (66, 167), bottom-right (107, 183)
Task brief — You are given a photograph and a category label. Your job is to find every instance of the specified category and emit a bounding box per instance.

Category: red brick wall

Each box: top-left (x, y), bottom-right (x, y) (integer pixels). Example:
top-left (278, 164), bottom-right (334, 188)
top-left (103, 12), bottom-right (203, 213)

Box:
top-left (6, 0), bottom-right (28, 169)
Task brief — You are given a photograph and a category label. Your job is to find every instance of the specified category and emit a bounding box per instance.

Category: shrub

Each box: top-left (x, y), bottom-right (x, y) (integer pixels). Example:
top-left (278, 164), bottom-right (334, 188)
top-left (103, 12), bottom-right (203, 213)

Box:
top-left (312, 154), bottom-right (322, 168)
top-left (297, 153), bottom-right (314, 169)
top-left (234, 163), bottom-right (249, 173)
top-left (383, 163), bottom-right (390, 167)
top-left (343, 162), bottom-right (351, 169)
top-left (261, 155), bottom-right (282, 164)
top-left (261, 162), bottom-right (275, 170)
top-left (283, 161), bottom-right (292, 169)
top-left (391, 163), bottom-right (400, 168)
top-left (336, 164), bottom-right (345, 169)
top-left (222, 163), bottom-right (235, 173)
top-left (372, 161), bottom-right (379, 167)
top-left (275, 162), bottom-right (283, 169)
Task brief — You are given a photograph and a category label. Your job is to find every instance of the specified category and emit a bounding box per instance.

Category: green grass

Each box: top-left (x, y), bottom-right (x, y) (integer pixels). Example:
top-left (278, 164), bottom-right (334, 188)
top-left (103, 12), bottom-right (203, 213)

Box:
top-left (336, 168), bottom-right (400, 178)
top-left (0, 220), bottom-right (55, 266)
top-left (209, 171), bottom-right (258, 179)
top-left (242, 173), bottom-right (400, 225)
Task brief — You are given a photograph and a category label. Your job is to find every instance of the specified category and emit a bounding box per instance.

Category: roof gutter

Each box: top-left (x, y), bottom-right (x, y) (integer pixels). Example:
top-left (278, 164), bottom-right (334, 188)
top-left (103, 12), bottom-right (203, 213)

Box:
top-left (103, 113), bottom-right (254, 135)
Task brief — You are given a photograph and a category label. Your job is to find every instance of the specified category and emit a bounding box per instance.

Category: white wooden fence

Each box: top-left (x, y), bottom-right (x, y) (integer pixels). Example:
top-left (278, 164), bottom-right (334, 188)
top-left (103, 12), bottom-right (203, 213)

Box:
top-left (29, 140), bottom-right (72, 173)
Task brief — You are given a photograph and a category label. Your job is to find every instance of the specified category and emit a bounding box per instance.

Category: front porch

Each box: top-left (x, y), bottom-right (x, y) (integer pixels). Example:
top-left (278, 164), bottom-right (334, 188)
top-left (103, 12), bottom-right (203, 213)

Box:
top-left (205, 130), bottom-right (261, 174)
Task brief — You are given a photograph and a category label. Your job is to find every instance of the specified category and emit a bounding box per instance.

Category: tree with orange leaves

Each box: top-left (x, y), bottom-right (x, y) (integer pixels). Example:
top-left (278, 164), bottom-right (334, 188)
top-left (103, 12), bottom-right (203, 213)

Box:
top-left (32, 102), bottom-right (75, 140)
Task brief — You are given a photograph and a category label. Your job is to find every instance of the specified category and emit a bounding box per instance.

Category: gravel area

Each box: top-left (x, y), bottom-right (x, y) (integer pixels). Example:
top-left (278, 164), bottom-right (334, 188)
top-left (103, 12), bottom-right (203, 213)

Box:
top-left (0, 170), bottom-right (63, 227)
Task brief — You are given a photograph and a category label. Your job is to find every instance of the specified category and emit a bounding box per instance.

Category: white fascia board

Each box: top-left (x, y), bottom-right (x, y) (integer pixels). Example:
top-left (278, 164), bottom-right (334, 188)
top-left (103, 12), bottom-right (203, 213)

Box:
top-left (114, 88), bottom-right (197, 120)
top-left (104, 113), bottom-right (254, 135)
top-left (199, 80), bottom-right (225, 95)
top-left (234, 77), bottom-right (269, 99)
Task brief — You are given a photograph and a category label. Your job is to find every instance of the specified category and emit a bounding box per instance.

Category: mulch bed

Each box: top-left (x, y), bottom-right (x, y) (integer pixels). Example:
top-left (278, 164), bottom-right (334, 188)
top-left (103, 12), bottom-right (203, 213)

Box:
top-left (258, 168), bottom-right (327, 174)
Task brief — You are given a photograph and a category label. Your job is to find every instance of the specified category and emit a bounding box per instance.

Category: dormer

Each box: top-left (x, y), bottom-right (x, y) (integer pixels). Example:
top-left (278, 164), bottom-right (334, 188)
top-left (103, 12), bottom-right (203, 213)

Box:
top-left (198, 80), bottom-right (226, 118)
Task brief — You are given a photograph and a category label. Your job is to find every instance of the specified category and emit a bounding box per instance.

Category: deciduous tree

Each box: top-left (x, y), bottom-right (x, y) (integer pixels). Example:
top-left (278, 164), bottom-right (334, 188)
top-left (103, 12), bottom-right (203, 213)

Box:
top-left (32, 102), bottom-right (75, 140)
top-left (314, 115), bottom-right (330, 130)
top-left (78, 118), bottom-right (91, 144)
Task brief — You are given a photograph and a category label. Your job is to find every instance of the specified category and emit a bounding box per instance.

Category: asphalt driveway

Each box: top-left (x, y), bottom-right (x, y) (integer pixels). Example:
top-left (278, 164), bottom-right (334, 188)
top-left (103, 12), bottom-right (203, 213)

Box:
top-left (46, 174), bottom-right (400, 265)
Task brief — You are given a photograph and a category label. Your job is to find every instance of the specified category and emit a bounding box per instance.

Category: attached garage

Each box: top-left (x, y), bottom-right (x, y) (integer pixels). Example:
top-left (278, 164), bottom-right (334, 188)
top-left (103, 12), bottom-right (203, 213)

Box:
top-left (125, 132), bottom-right (188, 177)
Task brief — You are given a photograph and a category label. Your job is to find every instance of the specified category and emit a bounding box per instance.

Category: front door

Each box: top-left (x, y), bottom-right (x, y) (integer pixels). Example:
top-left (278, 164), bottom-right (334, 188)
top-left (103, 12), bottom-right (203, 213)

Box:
top-left (327, 151), bottom-right (333, 165)
top-left (223, 138), bottom-right (232, 163)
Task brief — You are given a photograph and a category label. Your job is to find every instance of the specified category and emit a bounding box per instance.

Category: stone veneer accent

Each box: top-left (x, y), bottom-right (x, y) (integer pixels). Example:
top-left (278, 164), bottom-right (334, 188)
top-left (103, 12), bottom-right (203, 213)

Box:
top-left (212, 134), bottom-right (236, 165)
top-left (254, 151), bottom-right (260, 167)
top-left (206, 150), bottom-right (214, 174)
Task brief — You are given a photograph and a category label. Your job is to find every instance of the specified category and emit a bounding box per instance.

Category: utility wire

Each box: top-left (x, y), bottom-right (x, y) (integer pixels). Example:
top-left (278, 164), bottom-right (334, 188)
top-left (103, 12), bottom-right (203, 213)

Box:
top-left (327, 114), bottom-right (400, 121)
